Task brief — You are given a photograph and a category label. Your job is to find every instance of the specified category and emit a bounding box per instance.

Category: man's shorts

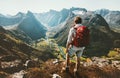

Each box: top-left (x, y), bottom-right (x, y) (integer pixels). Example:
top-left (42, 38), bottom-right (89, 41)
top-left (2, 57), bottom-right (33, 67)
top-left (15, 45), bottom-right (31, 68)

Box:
top-left (68, 46), bottom-right (85, 57)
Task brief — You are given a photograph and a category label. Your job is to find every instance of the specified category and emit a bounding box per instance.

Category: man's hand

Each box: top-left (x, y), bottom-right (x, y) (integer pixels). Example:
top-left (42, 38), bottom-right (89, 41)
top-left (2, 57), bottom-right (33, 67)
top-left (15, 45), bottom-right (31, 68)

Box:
top-left (66, 48), bottom-right (68, 53)
top-left (66, 42), bottom-right (72, 53)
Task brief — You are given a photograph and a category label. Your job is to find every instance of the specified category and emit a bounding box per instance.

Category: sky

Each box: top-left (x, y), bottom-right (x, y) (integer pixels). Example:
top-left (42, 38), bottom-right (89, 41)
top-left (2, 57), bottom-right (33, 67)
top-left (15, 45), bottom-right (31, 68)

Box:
top-left (0, 0), bottom-right (120, 15)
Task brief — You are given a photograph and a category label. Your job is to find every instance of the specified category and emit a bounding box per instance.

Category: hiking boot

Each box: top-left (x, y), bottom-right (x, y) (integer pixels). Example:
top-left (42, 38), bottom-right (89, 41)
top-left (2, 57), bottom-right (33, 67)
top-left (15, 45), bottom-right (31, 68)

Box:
top-left (61, 66), bottom-right (69, 73)
top-left (74, 68), bottom-right (78, 78)
top-left (74, 68), bottom-right (78, 73)
top-left (65, 66), bottom-right (69, 71)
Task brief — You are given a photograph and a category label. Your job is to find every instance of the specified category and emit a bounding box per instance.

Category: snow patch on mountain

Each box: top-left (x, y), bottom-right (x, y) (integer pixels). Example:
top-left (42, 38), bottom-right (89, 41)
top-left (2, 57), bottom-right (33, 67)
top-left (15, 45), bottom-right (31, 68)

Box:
top-left (72, 10), bottom-right (86, 15)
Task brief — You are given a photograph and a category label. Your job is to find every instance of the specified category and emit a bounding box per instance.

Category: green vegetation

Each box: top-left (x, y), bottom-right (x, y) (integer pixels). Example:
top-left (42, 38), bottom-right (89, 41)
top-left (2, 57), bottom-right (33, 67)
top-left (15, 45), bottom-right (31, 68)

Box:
top-left (108, 50), bottom-right (119, 57)
top-left (5, 34), bottom-right (23, 44)
top-left (107, 50), bottom-right (120, 60)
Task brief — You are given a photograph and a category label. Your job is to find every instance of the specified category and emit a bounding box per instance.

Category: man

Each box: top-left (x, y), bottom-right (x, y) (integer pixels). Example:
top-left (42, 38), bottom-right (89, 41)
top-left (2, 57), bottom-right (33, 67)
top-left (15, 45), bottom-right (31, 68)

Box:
top-left (65, 16), bottom-right (86, 73)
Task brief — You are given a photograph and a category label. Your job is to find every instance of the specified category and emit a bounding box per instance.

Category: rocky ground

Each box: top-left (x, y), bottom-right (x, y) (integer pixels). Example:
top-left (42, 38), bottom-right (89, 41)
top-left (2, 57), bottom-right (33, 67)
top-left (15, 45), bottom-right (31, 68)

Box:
top-left (1, 57), bottom-right (120, 78)
top-left (23, 58), bottom-right (120, 78)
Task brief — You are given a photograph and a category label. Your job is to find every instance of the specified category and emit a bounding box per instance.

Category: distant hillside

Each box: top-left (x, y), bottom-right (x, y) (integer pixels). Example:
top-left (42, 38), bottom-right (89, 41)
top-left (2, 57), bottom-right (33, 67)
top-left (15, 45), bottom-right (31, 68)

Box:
top-left (8, 28), bottom-right (32, 44)
top-left (95, 9), bottom-right (120, 33)
top-left (12, 11), bottom-right (47, 40)
top-left (35, 9), bottom-right (70, 27)
top-left (54, 13), bottom-right (120, 56)
top-left (0, 12), bottom-right (25, 26)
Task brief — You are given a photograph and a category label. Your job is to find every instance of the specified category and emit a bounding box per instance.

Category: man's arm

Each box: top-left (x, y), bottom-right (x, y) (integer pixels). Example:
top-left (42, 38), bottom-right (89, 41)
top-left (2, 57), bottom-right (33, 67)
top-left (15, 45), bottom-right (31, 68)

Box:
top-left (66, 28), bottom-right (73, 53)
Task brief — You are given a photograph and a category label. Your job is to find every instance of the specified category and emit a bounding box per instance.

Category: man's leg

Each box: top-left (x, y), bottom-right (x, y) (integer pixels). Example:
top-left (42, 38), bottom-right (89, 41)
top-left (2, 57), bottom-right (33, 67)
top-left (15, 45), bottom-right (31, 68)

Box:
top-left (66, 53), bottom-right (70, 70)
top-left (73, 56), bottom-right (80, 77)
top-left (74, 56), bottom-right (80, 72)
top-left (74, 49), bottom-right (84, 72)
top-left (61, 53), bottom-right (70, 72)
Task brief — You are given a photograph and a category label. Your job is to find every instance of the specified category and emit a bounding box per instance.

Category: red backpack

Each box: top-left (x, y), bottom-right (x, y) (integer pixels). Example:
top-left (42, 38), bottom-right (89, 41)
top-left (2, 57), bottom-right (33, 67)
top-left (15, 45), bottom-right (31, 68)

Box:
top-left (72, 26), bottom-right (90, 47)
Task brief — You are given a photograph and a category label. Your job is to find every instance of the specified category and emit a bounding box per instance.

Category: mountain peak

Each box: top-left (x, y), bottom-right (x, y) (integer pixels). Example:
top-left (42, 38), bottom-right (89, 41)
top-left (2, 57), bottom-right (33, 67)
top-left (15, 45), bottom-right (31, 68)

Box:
top-left (70, 7), bottom-right (87, 12)
top-left (49, 9), bottom-right (58, 13)
top-left (26, 11), bottom-right (34, 16)
top-left (16, 12), bottom-right (24, 16)
top-left (17, 11), bottom-right (47, 40)
top-left (61, 8), bottom-right (69, 11)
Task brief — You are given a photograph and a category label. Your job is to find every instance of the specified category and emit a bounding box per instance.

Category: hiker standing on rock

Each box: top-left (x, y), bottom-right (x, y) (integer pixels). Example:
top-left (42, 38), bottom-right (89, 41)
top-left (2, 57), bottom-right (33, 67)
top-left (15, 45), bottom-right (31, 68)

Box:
top-left (64, 16), bottom-right (90, 73)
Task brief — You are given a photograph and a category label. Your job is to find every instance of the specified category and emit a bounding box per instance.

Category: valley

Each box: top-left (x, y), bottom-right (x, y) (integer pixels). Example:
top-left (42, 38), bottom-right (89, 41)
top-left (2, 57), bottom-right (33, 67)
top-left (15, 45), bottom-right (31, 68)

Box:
top-left (0, 7), bottom-right (120, 78)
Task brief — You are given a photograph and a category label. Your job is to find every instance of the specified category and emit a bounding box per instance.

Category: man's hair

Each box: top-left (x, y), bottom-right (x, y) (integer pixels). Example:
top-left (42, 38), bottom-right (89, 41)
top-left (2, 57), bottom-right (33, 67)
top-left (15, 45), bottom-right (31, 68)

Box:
top-left (74, 16), bottom-right (82, 24)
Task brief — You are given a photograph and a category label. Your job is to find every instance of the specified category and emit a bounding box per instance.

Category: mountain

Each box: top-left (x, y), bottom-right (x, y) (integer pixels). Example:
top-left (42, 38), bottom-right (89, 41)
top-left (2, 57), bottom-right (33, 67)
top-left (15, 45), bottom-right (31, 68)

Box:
top-left (104, 11), bottom-right (120, 32)
top-left (12, 11), bottom-right (47, 40)
top-left (0, 11), bottom-right (47, 42)
top-left (35, 9), bottom-right (70, 27)
top-left (95, 9), bottom-right (120, 32)
top-left (0, 12), bottom-right (25, 26)
top-left (35, 7), bottom-right (87, 27)
top-left (94, 9), bottom-right (110, 17)
top-left (54, 12), bottom-right (120, 56)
